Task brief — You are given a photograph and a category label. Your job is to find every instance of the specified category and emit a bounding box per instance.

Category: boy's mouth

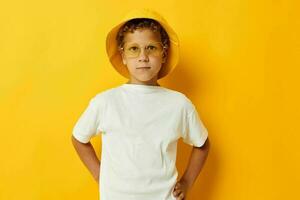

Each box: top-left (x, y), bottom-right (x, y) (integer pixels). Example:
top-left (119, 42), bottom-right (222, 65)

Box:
top-left (136, 67), bottom-right (151, 69)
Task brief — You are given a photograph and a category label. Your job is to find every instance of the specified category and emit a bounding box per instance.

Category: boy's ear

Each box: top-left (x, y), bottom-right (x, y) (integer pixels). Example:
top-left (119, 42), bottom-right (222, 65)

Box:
top-left (162, 52), bottom-right (167, 63)
top-left (120, 52), bottom-right (127, 65)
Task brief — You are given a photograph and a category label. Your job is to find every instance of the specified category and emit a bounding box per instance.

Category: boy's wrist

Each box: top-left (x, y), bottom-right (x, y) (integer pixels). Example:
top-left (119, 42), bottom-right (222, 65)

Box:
top-left (93, 172), bottom-right (99, 183)
top-left (180, 176), bottom-right (193, 189)
top-left (92, 162), bottom-right (100, 182)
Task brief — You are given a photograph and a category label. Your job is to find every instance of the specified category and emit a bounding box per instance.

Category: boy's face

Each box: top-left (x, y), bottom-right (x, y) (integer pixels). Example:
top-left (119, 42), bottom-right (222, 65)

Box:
top-left (120, 28), bottom-right (167, 85)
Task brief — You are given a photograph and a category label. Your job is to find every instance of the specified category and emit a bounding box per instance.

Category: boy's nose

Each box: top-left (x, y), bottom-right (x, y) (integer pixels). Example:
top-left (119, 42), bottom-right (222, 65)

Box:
top-left (138, 49), bottom-right (149, 62)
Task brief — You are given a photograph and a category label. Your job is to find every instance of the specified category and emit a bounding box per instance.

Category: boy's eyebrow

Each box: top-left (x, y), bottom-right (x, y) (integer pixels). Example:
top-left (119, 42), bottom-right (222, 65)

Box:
top-left (124, 41), bottom-right (162, 45)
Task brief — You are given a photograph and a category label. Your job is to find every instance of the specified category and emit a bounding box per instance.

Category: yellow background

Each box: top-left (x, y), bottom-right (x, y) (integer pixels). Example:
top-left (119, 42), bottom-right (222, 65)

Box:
top-left (0, 0), bottom-right (299, 199)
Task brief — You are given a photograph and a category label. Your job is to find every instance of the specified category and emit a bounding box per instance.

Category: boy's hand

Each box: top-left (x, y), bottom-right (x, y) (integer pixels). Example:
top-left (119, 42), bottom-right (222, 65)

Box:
top-left (172, 179), bottom-right (190, 200)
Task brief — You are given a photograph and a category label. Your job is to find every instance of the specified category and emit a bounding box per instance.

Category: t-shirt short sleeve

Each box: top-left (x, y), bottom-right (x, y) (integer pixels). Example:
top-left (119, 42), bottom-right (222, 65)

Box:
top-left (182, 98), bottom-right (209, 147)
top-left (72, 96), bottom-right (103, 143)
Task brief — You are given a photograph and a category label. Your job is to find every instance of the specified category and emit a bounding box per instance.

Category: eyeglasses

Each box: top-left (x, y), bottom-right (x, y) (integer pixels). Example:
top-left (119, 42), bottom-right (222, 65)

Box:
top-left (119, 42), bottom-right (167, 58)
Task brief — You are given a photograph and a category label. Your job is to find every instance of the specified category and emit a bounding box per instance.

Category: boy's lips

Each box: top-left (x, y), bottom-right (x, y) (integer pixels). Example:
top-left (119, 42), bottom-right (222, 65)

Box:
top-left (136, 67), bottom-right (151, 69)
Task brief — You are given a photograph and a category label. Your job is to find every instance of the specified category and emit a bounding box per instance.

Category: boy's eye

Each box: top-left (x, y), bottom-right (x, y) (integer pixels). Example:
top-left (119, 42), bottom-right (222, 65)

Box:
top-left (147, 45), bottom-right (157, 51)
top-left (128, 46), bottom-right (139, 52)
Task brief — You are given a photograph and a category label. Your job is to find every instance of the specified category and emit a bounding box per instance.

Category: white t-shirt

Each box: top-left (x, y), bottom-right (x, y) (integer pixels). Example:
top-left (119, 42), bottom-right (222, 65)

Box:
top-left (72, 83), bottom-right (208, 200)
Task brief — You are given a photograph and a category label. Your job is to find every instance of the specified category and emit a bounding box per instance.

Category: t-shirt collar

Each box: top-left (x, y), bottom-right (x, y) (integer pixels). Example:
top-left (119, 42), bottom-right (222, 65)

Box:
top-left (120, 83), bottom-right (165, 94)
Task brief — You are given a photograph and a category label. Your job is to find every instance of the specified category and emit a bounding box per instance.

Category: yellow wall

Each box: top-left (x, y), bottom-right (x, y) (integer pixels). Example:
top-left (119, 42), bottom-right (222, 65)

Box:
top-left (0, 0), bottom-right (299, 199)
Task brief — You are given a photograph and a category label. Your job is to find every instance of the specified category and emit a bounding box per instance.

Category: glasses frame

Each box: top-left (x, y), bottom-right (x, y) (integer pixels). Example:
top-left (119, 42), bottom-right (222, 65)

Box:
top-left (119, 41), bottom-right (167, 58)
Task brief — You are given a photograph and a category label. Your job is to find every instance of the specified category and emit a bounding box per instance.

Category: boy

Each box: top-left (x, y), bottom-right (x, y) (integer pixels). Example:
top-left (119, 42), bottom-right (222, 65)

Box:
top-left (71, 8), bottom-right (210, 200)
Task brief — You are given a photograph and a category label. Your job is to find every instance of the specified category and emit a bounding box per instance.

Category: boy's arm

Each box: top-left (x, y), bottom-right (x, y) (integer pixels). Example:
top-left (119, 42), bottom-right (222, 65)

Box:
top-left (180, 137), bottom-right (210, 189)
top-left (71, 135), bottom-right (100, 183)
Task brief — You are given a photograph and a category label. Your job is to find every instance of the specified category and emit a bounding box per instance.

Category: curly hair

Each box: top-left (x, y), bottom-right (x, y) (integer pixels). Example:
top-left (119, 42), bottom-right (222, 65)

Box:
top-left (116, 18), bottom-right (170, 57)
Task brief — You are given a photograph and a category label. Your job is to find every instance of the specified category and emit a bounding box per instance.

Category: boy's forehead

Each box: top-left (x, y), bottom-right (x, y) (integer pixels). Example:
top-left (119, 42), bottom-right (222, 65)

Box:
top-left (123, 28), bottom-right (161, 44)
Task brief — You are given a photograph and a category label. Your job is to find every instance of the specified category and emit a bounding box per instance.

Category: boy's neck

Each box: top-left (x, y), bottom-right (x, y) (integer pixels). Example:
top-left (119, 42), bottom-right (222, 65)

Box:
top-left (126, 79), bottom-right (160, 86)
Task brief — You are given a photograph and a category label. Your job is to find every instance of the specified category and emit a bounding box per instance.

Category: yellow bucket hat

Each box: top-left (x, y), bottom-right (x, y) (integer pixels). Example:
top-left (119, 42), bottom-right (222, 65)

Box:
top-left (105, 8), bottom-right (179, 80)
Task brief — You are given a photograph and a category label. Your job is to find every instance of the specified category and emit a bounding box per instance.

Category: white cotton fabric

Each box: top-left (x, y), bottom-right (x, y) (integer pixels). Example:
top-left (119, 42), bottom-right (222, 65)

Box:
top-left (72, 83), bottom-right (208, 200)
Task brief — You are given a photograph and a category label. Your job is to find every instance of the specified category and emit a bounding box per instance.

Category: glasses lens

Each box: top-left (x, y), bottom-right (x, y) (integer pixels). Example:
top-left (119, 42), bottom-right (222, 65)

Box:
top-left (146, 42), bottom-right (163, 56)
top-left (124, 43), bottom-right (140, 57)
